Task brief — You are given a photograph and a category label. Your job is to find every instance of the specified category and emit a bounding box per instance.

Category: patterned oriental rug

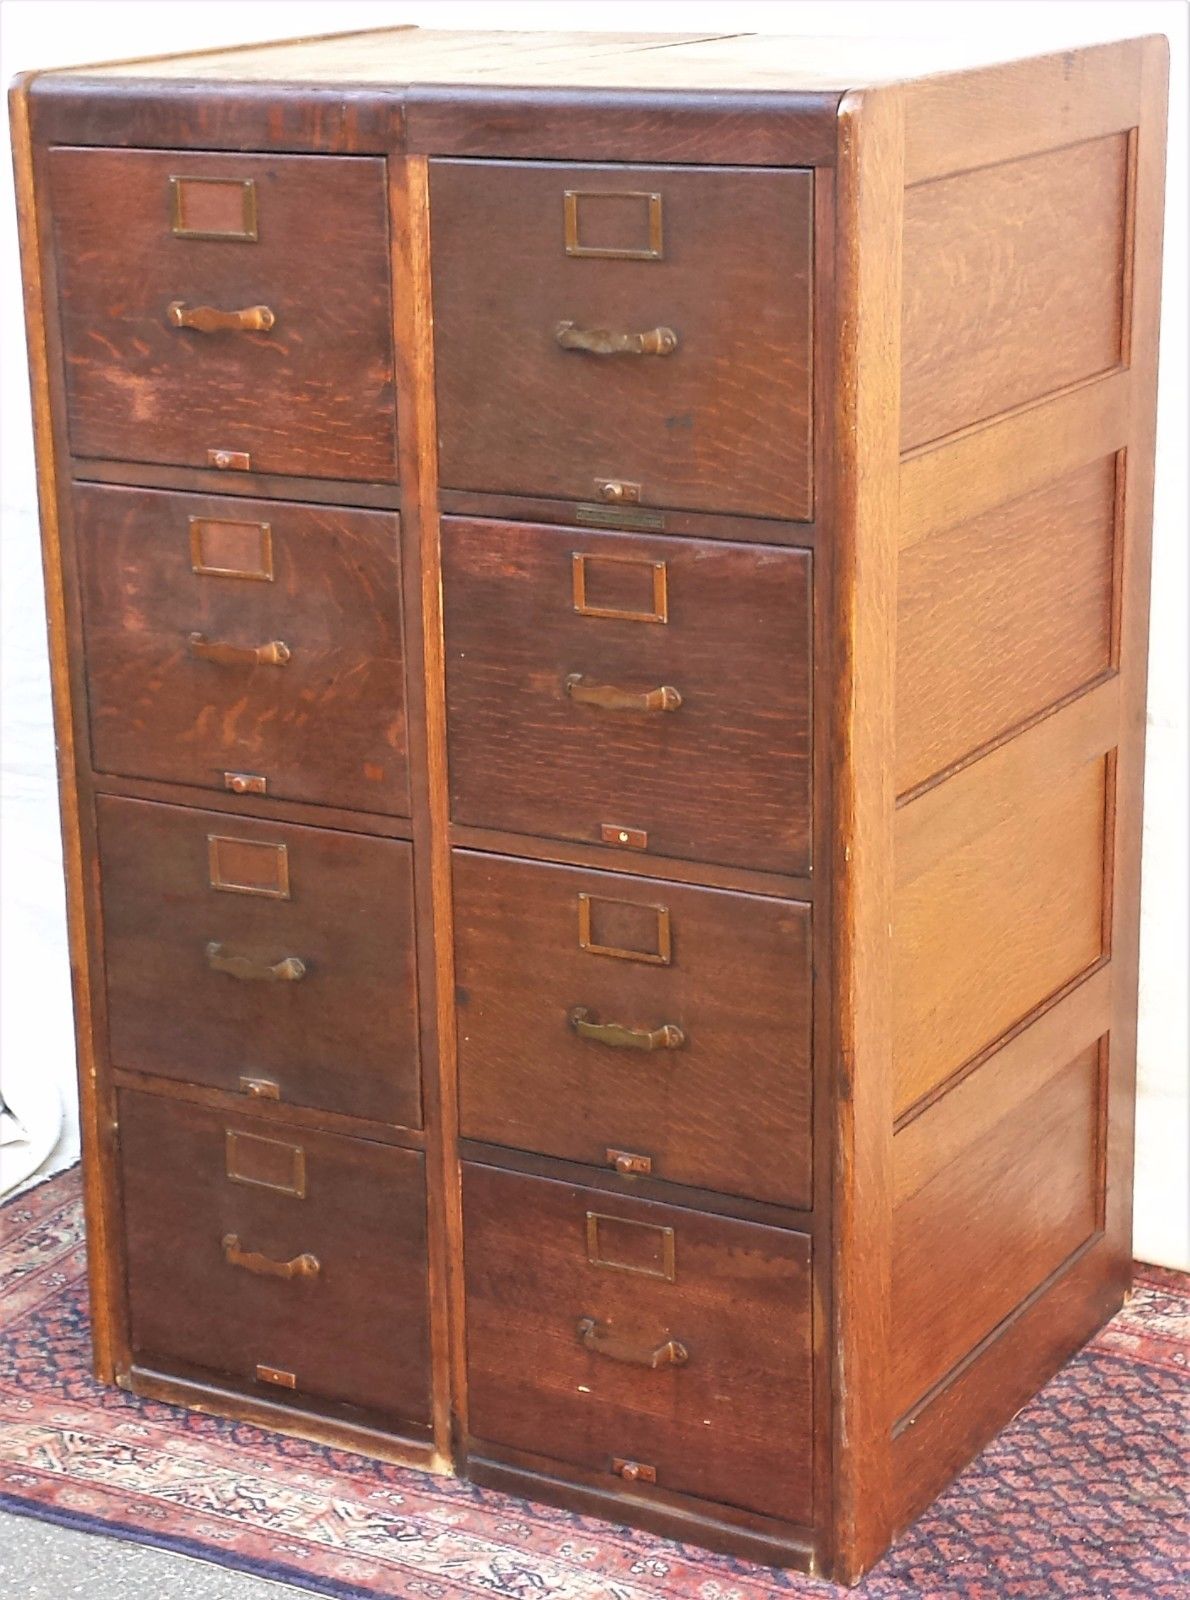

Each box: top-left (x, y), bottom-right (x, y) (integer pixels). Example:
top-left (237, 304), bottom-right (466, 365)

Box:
top-left (1, 1168), bottom-right (1187, 1599)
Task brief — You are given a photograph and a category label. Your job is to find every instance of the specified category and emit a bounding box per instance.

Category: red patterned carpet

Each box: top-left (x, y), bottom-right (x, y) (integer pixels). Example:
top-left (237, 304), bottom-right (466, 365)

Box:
top-left (1, 1167), bottom-right (1187, 1598)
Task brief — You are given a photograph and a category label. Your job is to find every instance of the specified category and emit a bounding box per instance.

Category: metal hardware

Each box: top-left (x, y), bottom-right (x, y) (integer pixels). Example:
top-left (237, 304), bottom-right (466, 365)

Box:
top-left (607, 1148), bottom-right (652, 1176)
top-left (225, 772), bottom-right (267, 796)
top-left (570, 1006), bottom-right (684, 1052)
top-left (208, 835), bottom-right (290, 899)
top-left (226, 1130), bottom-right (306, 1197)
top-left (255, 1364), bottom-right (297, 1389)
top-left (189, 633), bottom-right (290, 668)
top-left (576, 504), bottom-right (666, 532)
top-left (613, 1458), bottom-right (657, 1484)
top-left (594, 479), bottom-right (641, 505)
top-left (168, 300), bottom-right (274, 334)
top-left (206, 942), bottom-right (306, 984)
top-left (239, 1075), bottom-right (280, 1100)
top-left (556, 321), bottom-right (676, 357)
top-left (222, 1234), bottom-right (319, 1280)
top-left (578, 894), bottom-right (671, 965)
top-left (564, 190), bottom-right (663, 259)
top-left (208, 448), bottom-right (251, 471)
top-left (601, 823), bottom-right (648, 850)
top-left (576, 1316), bottom-right (688, 1369)
top-left (586, 1212), bottom-right (676, 1280)
top-left (572, 553), bottom-right (667, 624)
top-left (190, 517), bottom-right (273, 581)
top-left (170, 175), bottom-right (258, 241)
top-left (565, 674), bottom-right (680, 713)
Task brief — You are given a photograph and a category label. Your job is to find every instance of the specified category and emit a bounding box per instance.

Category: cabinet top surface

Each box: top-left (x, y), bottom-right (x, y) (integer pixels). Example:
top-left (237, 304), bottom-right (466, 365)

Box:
top-left (40, 25), bottom-right (1151, 95)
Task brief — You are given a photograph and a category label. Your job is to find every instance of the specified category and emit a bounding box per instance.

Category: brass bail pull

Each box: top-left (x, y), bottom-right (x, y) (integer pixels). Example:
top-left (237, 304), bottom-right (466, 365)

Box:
top-left (222, 1234), bottom-right (319, 1280)
top-left (189, 633), bottom-right (290, 667)
top-left (168, 301), bottom-right (275, 333)
top-left (569, 1006), bottom-right (685, 1052)
top-left (565, 674), bottom-right (680, 713)
top-left (576, 1316), bottom-right (689, 1369)
top-left (206, 942), bottom-right (306, 983)
top-left (555, 321), bottom-right (677, 357)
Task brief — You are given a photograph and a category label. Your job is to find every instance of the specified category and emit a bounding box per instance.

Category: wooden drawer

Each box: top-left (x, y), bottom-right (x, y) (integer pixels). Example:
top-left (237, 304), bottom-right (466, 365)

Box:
top-left (76, 484), bottom-right (409, 816)
top-left (442, 518), bottom-right (813, 874)
top-left (49, 147), bottom-right (396, 482)
top-left (455, 852), bottom-right (812, 1206)
top-left (464, 1164), bottom-right (813, 1524)
top-left (430, 160), bottom-right (813, 520)
top-left (98, 798), bottom-right (421, 1128)
top-left (120, 1091), bottom-right (431, 1426)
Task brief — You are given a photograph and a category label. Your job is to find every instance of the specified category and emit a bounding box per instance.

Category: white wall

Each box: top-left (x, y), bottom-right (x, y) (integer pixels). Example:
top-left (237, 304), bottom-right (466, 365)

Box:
top-left (1, 0), bottom-right (1186, 1265)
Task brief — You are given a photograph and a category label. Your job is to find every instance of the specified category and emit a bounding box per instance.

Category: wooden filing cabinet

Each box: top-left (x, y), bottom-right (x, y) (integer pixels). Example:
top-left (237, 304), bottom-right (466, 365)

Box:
top-left (11, 27), bottom-right (1167, 1582)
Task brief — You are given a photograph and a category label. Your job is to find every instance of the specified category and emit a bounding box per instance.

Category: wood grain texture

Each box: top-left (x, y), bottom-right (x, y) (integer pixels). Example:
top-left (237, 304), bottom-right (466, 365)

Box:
top-left (891, 1040), bottom-right (1101, 1415)
top-left (894, 746), bottom-right (1109, 1116)
top-left (75, 484), bottom-right (409, 815)
top-left (50, 147), bottom-right (397, 481)
top-left (901, 134), bottom-right (1130, 449)
top-left (431, 160), bottom-right (813, 519)
top-left (442, 518), bottom-right (813, 875)
top-left (97, 797), bottom-right (421, 1127)
top-left (895, 455), bottom-right (1117, 795)
top-left (453, 851), bottom-right (812, 1207)
top-left (829, 85), bottom-right (903, 1583)
top-left (389, 152), bottom-right (466, 1468)
top-left (463, 1162), bottom-right (814, 1525)
top-left (120, 1090), bottom-right (432, 1424)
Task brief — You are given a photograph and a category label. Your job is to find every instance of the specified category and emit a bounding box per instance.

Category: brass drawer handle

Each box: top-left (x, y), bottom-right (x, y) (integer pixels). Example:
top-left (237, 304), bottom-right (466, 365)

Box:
top-left (168, 300), bottom-right (275, 334)
top-left (206, 942), bottom-right (306, 983)
top-left (555, 321), bottom-right (677, 357)
top-left (189, 633), bottom-right (291, 667)
top-left (569, 1006), bottom-right (684, 1052)
top-left (565, 674), bottom-right (680, 713)
top-left (222, 1233), bottom-right (319, 1280)
top-left (576, 1316), bottom-right (688, 1369)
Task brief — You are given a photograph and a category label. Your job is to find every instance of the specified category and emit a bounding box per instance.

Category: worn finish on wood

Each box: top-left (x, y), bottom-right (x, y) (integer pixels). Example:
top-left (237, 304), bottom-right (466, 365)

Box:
top-left (442, 517), bottom-right (812, 874)
top-left (463, 1162), bottom-right (814, 1525)
top-left (120, 1090), bottom-right (431, 1424)
top-left (432, 160), bottom-right (813, 520)
top-left (14, 27), bottom-right (1165, 1584)
top-left (453, 851), bottom-right (812, 1206)
top-left (98, 798), bottom-right (421, 1126)
top-left (49, 147), bottom-right (397, 481)
top-left (76, 484), bottom-right (409, 815)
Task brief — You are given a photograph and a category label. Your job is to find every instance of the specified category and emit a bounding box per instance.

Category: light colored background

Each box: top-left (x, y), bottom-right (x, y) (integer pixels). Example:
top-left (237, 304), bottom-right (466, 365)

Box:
top-left (1, 0), bottom-right (1186, 1265)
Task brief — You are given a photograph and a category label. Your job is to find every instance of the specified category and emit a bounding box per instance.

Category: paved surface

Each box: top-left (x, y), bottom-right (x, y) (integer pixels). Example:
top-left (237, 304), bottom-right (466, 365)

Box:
top-left (0, 1508), bottom-right (311, 1597)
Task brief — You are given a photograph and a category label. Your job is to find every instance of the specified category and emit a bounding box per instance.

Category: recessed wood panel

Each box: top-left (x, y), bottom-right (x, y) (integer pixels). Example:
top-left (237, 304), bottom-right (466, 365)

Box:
top-left (893, 752), bottom-right (1108, 1115)
top-left (896, 456), bottom-right (1117, 794)
top-left (901, 134), bottom-right (1129, 449)
top-left (892, 1039), bottom-right (1102, 1415)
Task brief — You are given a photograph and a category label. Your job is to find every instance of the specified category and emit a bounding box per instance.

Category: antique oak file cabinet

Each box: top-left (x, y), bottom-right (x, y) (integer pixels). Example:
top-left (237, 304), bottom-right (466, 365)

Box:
top-left (11, 27), bottom-right (1167, 1582)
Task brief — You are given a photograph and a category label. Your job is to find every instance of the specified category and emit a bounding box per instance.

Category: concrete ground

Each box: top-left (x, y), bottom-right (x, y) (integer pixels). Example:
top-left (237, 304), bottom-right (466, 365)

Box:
top-left (0, 1508), bottom-right (312, 1598)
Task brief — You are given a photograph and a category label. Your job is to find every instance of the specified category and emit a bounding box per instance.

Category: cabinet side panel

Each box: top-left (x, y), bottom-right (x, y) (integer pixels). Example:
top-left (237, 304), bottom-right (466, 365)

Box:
top-left (888, 37), bottom-right (1167, 1537)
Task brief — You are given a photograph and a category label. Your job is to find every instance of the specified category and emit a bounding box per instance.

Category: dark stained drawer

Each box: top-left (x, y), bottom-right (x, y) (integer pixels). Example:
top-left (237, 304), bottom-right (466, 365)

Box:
top-left (464, 1163), bottom-right (814, 1525)
top-left (120, 1092), bottom-right (431, 1427)
top-left (442, 517), bottom-right (813, 874)
top-left (49, 147), bottom-right (396, 482)
top-left (455, 852), bottom-right (812, 1207)
top-left (98, 798), bottom-right (421, 1128)
top-left (76, 484), bottom-right (409, 816)
top-left (431, 159), bottom-right (813, 520)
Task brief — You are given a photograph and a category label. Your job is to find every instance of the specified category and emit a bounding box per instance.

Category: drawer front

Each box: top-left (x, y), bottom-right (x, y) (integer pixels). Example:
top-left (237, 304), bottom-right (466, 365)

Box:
top-left (431, 160), bottom-right (813, 520)
top-left (49, 147), bottom-right (396, 482)
top-left (455, 852), bottom-right (812, 1206)
top-left (98, 798), bottom-right (421, 1128)
top-left (464, 1164), bottom-right (813, 1524)
top-left (77, 484), bottom-right (409, 816)
top-left (120, 1092), bottom-right (431, 1425)
top-left (442, 518), bottom-right (813, 874)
